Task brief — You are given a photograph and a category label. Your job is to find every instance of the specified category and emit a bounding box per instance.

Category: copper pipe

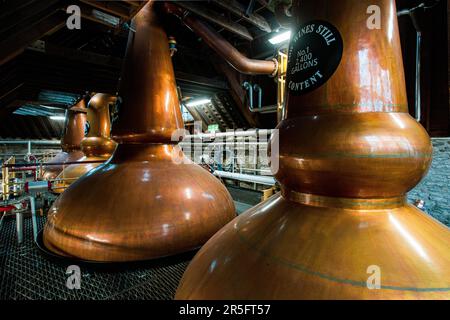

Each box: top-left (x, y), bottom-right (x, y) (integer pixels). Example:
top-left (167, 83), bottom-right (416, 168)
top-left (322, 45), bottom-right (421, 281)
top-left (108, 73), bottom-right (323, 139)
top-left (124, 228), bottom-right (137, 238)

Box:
top-left (42, 97), bottom-right (87, 180)
top-left (43, 1), bottom-right (235, 262)
top-left (176, 0), bottom-right (450, 299)
top-left (7, 160), bottom-right (104, 168)
top-left (52, 93), bottom-right (117, 193)
top-left (111, 4), bottom-right (184, 143)
top-left (274, 3), bottom-right (293, 29)
top-left (162, 2), bottom-right (277, 76)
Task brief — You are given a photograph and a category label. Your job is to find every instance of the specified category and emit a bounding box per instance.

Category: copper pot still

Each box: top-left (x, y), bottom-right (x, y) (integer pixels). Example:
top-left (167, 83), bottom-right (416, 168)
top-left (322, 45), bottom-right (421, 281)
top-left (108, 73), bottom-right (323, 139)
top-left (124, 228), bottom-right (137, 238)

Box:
top-left (43, 1), bottom-right (236, 261)
top-left (51, 93), bottom-right (117, 194)
top-left (176, 0), bottom-right (450, 299)
top-left (41, 97), bottom-right (87, 180)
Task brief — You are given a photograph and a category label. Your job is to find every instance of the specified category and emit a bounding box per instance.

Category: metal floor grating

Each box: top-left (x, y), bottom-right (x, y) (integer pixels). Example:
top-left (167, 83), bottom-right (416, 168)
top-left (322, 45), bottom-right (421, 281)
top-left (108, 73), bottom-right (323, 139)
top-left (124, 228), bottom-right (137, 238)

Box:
top-left (0, 216), bottom-right (191, 300)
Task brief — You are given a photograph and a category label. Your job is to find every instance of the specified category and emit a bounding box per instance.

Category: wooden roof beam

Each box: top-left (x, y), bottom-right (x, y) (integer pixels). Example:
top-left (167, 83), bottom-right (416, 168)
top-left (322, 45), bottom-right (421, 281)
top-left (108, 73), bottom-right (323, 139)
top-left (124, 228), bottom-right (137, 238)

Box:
top-left (78, 0), bottom-right (132, 19)
top-left (0, 13), bottom-right (66, 66)
top-left (213, 0), bottom-right (272, 33)
top-left (177, 1), bottom-right (253, 41)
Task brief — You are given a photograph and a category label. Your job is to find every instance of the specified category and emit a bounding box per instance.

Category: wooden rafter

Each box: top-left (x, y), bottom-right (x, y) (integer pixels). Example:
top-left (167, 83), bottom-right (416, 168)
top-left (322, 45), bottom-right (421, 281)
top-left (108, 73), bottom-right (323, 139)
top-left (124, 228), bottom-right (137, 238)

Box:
top-left (78, 0), bottom-right (132, 19)
top-left (178, 1), bottom-right (253, 41)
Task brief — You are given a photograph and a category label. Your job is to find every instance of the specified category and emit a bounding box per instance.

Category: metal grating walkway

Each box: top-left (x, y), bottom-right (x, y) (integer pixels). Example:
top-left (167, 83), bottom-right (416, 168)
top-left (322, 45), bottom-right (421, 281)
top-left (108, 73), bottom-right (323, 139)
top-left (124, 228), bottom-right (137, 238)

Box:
top-left (0, 216), bottom-right (191, 300)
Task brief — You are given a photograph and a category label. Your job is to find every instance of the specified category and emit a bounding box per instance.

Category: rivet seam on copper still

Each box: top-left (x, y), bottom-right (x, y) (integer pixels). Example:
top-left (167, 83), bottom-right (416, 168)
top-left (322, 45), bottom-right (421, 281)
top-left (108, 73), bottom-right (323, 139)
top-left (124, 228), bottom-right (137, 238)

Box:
top-left (282, 189), bottom-right (407, 209)
top-left (281, 152), bottom-right (431, 159)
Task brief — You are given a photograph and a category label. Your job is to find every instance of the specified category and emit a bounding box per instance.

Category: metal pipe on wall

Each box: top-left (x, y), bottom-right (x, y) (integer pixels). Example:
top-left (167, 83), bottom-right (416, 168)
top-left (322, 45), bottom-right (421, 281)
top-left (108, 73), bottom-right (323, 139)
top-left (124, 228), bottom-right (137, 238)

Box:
top-left (253, 84), bottom-right (262, 109)
top-left (250, 105), bottom-right (278, 113)
top-left (213, 170), bottom-right (275, 186)
top-left (415, 31), bottom-right (422, 122)
top-left (185, 129), bottom-right (274, 140)
top-left (242, 81), bottom-right (253, 110)
top-left (0, 140), bottom-right (61, 145)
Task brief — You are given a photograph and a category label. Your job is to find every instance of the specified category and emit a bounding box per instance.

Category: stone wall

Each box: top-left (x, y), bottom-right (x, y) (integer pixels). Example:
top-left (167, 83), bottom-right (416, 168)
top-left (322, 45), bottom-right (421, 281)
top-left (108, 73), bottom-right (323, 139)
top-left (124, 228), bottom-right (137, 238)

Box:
top-left (408, 138), bottom-right (450, 227)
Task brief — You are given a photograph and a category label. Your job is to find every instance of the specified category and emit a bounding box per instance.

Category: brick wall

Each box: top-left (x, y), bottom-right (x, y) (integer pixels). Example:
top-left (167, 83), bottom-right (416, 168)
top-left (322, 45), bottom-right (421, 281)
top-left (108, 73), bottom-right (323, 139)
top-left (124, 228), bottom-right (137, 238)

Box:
top-left (408, 138), bottom-right (450, 227)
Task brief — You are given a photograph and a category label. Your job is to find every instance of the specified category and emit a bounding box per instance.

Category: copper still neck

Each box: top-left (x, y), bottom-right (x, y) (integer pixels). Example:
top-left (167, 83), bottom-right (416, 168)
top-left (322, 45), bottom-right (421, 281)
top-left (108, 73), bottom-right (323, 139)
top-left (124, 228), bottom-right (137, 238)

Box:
top-left (60, 98), bottom-right (87, 152)
top-left (112, 2), bottom-right (183, 144)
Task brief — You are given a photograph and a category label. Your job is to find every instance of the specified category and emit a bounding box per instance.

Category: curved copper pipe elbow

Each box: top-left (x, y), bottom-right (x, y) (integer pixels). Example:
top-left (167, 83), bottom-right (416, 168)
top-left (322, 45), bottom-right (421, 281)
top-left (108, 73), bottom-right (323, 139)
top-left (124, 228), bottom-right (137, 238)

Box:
top-left (274, 3), bottom-right (294, 29)
top-left (162, 2), bottom-right (277, 76)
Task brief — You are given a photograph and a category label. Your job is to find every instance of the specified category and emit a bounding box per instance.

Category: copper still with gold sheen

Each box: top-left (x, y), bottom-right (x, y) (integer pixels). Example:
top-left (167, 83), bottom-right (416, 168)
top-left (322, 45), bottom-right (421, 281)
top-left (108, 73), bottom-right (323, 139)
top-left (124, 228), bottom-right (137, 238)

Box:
top-left (52, 93), bottom-right (117, 193)
top-left (176, 0), bottom-right (450, 299)
top-left (42, 98), bottom-right (87, 180)
top-left (43, 1), bottom-right (236, 261)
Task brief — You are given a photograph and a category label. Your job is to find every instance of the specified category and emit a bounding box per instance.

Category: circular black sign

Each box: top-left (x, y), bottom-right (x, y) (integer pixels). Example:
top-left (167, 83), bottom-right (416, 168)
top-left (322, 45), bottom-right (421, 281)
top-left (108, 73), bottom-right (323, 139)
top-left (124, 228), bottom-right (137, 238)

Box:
top-left (286, 20), bottom-right (343, 95)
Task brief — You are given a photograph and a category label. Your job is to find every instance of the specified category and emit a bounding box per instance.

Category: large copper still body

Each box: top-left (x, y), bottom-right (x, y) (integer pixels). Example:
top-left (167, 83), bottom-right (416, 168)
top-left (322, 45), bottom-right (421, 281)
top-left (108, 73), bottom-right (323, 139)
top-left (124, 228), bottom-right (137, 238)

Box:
top-left (42, 98), bottom-right (87, 180)
top-left (176, 0), bottom-right (450, 299)
top-left (43, 2), bottom-right (236, 261)
top-left (52, 93), bottom-right (117, 194)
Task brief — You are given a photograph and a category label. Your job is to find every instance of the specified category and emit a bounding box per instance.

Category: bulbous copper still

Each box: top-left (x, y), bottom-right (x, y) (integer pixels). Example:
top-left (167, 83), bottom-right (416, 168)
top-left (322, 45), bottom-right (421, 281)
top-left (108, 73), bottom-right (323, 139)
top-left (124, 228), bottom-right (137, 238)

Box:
top-left (42, 98), bottom-right (87, 180)
top-left (176, 0), bottom-right (450, 299)
top-left (43, 1), bottom-right (236, 261)
top-left (52, 93), bottom-right (117, 193)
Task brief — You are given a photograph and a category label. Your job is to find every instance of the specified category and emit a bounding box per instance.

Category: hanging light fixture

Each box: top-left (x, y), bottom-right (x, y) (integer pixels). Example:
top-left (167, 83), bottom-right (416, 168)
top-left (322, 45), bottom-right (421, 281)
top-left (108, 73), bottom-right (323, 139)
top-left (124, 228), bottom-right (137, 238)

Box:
top-left (43, 1), bottom-right (236, 262)
top-left (42, 96), bottom-right (88, 180)
top-left (175, 0), bottom-right (450, 299)
top-left (51, 93), bottom-right (117, 194)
